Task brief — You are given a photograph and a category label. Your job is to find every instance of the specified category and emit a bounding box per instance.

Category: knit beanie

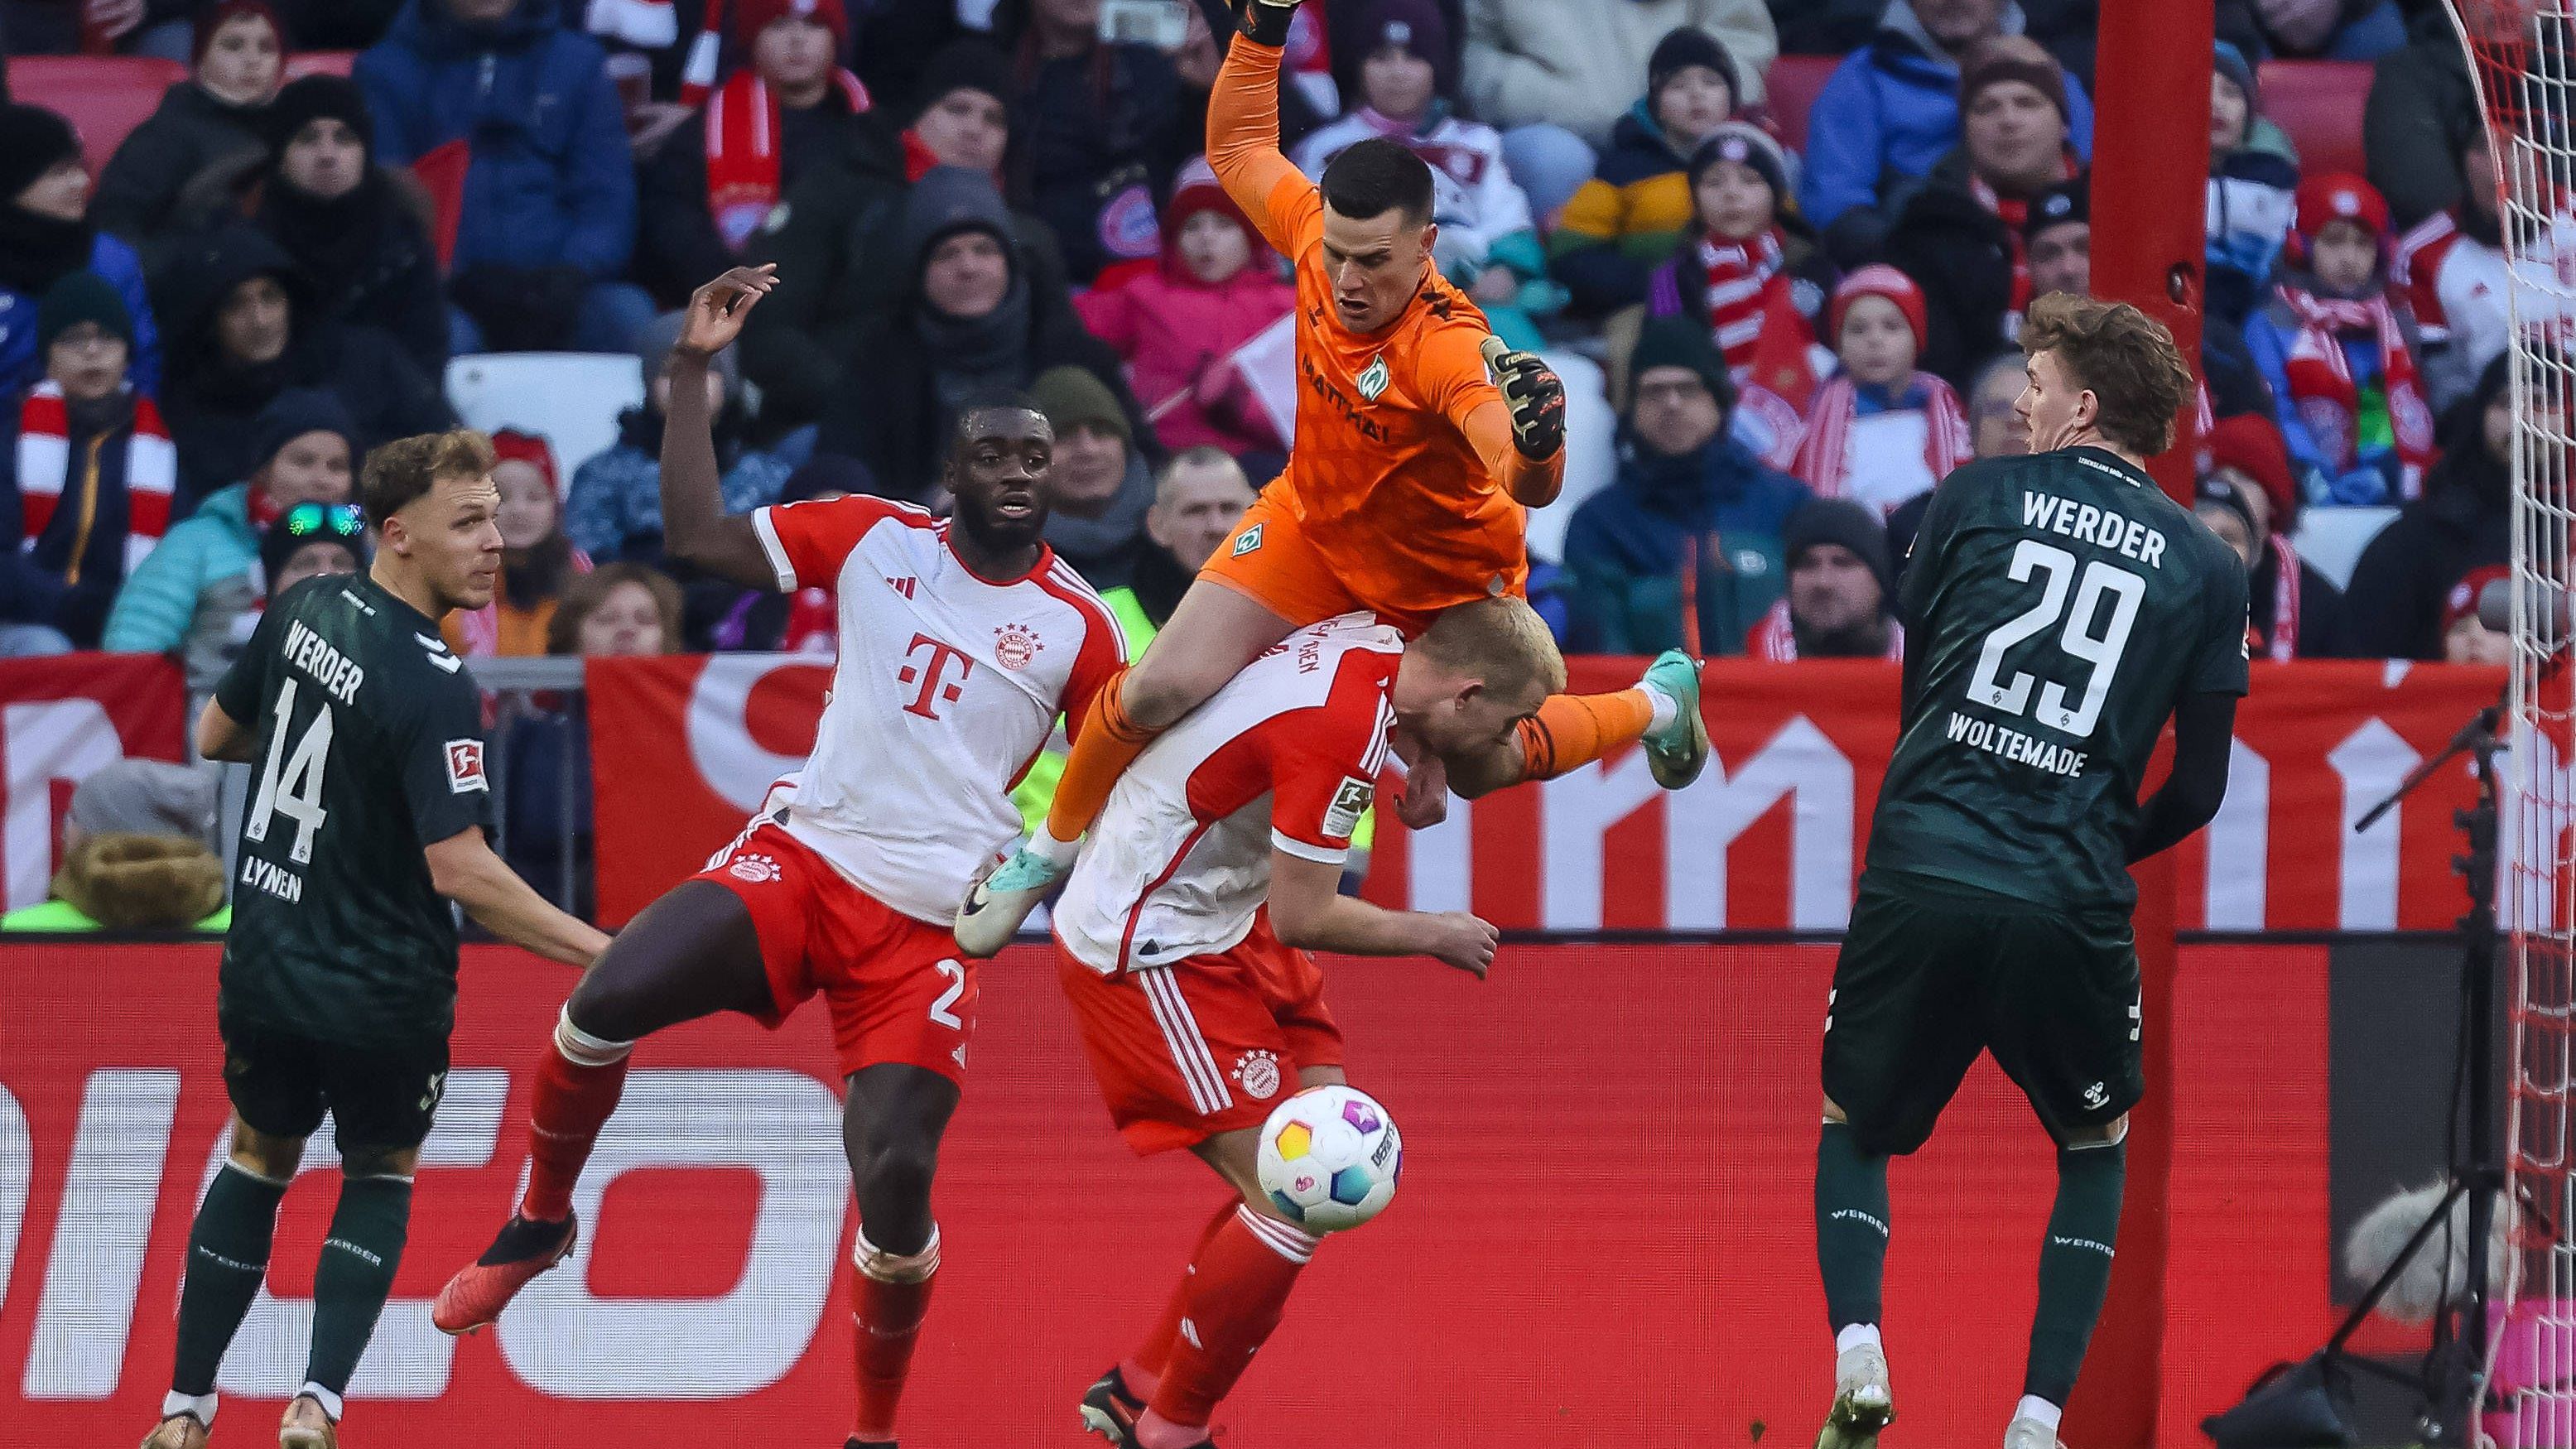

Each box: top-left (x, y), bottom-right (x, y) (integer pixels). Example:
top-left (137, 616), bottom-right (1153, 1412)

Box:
top-left (2024, 172), bottom-right (2088, 246)
top-left (1031, 364), bottom-right (1130, 443)
top-left (902, 166), bottom-right (1016, 275)
top-left (1648, 26), bottom-right (1738, 110)
top-left (0, 104), bottom-right (82, 204)
top-left (36, 272), bottom-right (135, 355)
top-left (2294, 171), bottom-right (2391, 245)
top-left (1688, 122), bottom-right (1790, 204)
top-left (910, 37), bottom-right (1014, 122)
top-left (1357, 0), bottom-right (1456, 99)
top-left (1162, 155), bottom-right (1253, 250)
top-left (1783, 498), bottom-right (1895, 603)
top-left (2204, 410), bottom-right (2297, 522)
top-left (267, 74), bottom-right (373, 154)
top-left (2193, 474), bottom-right (2258, 540)
top-left (2212, 41), bottom-right (2259, 109)
top-left (489, 428), bottom-right (560, 496)
top-left (249, 388), bottom-right (359, 477)
top-left (259, 499), bottom-right (368, 593)
top-left (635, 307), bottom-right (742, 395)
top-left (1828, 265), bottom-right (1929, 352)
top-left (68, 758), bottom-right (219, 845)
top-left (1627, 315), bottom-right (1736, 415)
top-left (192, 0), bottom-right (284, 65)
top-left (1959, 36), bottom-right (2069, 124)
top-left (2445, 562), bottom-right (2512, 635)
top-left (734, 0), bottom-right (849, 49)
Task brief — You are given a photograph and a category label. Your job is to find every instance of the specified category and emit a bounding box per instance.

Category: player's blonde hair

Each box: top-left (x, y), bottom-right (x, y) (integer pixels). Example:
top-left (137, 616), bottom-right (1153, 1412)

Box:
top-left (361, 428), bottom-right (498, 527)
top-left (1416, 597), bottom-right (1567, 701)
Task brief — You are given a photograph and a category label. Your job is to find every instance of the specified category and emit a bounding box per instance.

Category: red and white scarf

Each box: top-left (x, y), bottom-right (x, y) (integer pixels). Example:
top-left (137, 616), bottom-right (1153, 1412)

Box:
top-left (1697, 229), bottom-right (1788, 373)
top-left (1970, 173), bottom-right (2037, 315)
top-left (17, 382), bottom-right (174, 580)
top-left (2256, 532), bottom-right (2302, 662)
top-left (1792, 373), bottom-right (1973, 506)
top-left (2275, 282), bottom-right (2434, 499)
top-left (705, 68), bottom-right (870, 249)
top-left (1744, 597), bottom-right (1904, 662)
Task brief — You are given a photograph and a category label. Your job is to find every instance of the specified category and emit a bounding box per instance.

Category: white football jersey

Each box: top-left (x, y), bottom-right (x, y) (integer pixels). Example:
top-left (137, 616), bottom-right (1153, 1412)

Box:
top-left (1056, 613), bottom-right (1399, 975)
top-left (749, 494), bottom-right (1124, 924)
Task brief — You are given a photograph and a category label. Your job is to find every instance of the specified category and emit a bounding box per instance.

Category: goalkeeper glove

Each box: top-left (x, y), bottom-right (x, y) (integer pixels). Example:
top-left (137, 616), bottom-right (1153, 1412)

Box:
top-left (1230, 0), bottom-right (1300, 46)
top-left (1495, 349), bottom-right (1567, 460)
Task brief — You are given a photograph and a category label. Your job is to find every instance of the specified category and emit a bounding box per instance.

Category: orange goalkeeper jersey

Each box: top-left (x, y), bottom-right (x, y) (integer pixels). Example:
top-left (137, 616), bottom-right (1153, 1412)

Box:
top-left (1207, 35), bottom-right (1560, 617)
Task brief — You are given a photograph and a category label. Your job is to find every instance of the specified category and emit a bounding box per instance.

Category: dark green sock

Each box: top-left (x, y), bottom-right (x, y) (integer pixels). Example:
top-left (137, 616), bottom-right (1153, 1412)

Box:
top-left (303, 1175), bottom-right (413, 1398)
top-left (171, 1163), bottom-right (291, 1396)
top-left (2025, 1138), bottom-right (2126, 1405)
top-left (1814, 1120), bottom-right (1891, 1331)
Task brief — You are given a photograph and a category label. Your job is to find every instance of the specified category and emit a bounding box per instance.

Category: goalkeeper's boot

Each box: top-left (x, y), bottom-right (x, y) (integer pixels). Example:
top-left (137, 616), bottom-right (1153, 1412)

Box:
top-left (1639, 649), bottom-right (1711, 790)
top-left (1078, 1365), bottom-right (1146, 1447)
top-left (955, 849), bottom-right (1066, 958)
top-left (433, 1211), bottom-right (579, 1335)
top-left (278, 1393), bottom-right (338, 1449)
top-left (2003, 1414), bottom-right (2065, 1449)
top-left (1814, 1339), bottom-right (1895, 1449)
top-left (140, 1410), bottom-right (209, 1449)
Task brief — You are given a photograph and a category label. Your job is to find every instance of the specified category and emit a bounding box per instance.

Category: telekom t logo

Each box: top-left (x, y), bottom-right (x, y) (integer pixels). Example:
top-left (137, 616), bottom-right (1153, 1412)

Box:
top-left (899, 634), bottom-right (973, 720)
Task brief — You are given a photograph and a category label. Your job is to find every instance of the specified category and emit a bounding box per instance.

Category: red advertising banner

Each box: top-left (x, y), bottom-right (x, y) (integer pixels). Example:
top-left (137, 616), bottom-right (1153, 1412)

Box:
top-left (1, 941), bottom-right (2330, 1447)
top-left (590, 654), bottom-right (2509, 933)
top-left (0, 652), bottom-right (186, 911)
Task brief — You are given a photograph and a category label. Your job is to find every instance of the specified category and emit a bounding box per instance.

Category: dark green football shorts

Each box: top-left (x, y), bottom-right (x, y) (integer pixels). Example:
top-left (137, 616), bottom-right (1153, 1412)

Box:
top-left (1821, 872), bottom-right (2141, 1155)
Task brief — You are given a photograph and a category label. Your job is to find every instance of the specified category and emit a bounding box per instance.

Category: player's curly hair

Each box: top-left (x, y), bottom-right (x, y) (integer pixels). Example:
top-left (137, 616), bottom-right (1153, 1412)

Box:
top-left (360, 428), bottom-right (498, 528)
top-left (2020, 294), bottom-right (2195, 457)
top-left (1418, 597), bottom-right (1567, 702)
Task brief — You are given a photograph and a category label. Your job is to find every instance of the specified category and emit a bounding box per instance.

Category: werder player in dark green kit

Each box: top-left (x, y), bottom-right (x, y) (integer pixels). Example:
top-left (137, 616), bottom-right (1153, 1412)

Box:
top-left (143, 431), bottom-right (608, 1449)
top-left (1809, 296), bottom-right (2250, 1449)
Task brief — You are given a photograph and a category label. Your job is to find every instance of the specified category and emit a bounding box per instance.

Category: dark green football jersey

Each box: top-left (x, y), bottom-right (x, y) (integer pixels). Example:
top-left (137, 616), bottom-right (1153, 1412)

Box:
top-left (213, 573), bottom-right (493, 1044)
top-left (1865, 445), bottom-right (2251, 911)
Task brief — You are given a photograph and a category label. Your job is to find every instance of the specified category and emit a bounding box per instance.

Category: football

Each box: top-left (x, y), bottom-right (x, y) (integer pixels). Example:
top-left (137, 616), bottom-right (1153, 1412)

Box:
top-left (1254, 1084), bottom-right (1402, 1232)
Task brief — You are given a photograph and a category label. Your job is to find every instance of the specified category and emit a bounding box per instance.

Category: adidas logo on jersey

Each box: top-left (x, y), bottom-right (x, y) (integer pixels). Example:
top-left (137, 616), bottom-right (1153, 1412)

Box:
top-left (886, 575), bottom-right (917, 599)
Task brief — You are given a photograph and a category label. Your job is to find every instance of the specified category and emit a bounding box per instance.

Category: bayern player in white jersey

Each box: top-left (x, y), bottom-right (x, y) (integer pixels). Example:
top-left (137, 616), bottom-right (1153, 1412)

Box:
top-left (1053, 599), bottom-right (1562, 1449)
top-left (433, 268), bottom-right (1123, 1449)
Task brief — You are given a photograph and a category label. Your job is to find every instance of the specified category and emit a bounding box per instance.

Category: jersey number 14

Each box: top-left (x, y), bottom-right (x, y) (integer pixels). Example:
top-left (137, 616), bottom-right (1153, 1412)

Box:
top-left (247, 676), bottom-right (333, 866)
top-left (1966, 540), bottom-right (2145, 740)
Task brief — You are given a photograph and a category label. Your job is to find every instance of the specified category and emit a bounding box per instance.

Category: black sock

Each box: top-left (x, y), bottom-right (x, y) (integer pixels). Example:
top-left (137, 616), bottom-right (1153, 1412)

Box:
top-left (1814, 1119), bottom-right (1891, 1332)
top-left (171, 1163), bottom-right (291, 1397)
top-left (303, 1175), bottom-right (413, 1399)
top-left (2025, 1138), bottom-right (2126, 1406)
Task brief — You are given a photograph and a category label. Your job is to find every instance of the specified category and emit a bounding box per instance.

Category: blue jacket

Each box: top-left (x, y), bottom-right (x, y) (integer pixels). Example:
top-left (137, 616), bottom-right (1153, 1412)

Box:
top-left (0, 237), bottom-right (161, 401)
top-left (1798, 3), bottom-right (2095, 233)
top-left (2243, 286), bottom-right (2411, 506)
top-left (1562, 433), bottom-right (1812, 656)
top-left (563, 408), bottom-right (797, 563)
top-left (101, 480), bottom-right (258, 654)
top-left (356, 0), bottom-right (636, 277)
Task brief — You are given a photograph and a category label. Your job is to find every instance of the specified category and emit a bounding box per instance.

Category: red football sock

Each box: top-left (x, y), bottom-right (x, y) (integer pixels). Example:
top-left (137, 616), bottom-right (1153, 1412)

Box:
top-left (851, 1225), bottom-right (940, 1443)
top-left (518, 1009), bottom-right (632, 1223)
top-left (1124, 1199), bottom-right (1240, 1399)
top-left (1136, 1206), bottom-right (1317, 1447)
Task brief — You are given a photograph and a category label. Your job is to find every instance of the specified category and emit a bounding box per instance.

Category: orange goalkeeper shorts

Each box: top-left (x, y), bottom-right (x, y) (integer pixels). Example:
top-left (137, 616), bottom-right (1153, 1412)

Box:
top-left (1198, 490), bottom-right (1528, 640)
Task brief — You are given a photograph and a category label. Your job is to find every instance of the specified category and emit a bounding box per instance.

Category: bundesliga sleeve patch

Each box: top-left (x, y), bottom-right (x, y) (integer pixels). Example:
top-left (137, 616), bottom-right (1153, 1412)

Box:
top-left (445, 739), bottom-right (488, 793)
top-left (1322, 776), bottom-right (1374, 840)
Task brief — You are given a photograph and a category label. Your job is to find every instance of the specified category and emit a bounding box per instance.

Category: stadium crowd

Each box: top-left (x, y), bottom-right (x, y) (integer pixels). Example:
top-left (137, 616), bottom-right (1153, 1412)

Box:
top-left (0, 0), bottom-right (2527, 757)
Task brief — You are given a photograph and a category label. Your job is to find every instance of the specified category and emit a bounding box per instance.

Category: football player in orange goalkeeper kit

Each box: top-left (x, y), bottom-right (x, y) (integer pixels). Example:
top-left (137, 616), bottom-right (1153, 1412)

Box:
top-left (956, 0), bottom-right (1709, 953)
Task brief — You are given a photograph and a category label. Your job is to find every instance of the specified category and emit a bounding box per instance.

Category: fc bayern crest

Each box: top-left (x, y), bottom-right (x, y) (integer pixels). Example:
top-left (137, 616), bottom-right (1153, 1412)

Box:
top-left (994, 622), bottom-right (1042, 671)
top-left (1234, 1049), bottom-right (1282, 1100)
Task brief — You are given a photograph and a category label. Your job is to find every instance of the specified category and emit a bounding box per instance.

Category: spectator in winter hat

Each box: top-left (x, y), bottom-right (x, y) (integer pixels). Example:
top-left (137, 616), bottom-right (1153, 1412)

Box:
top-left (1643, 123), bottom-right (1834, 420)
top-left (1033, 363), bottom-right (1154, 590)
top-left (1549, 26), bottom-right (1755, 317)
top-left (634, 0), bottom-right (872, 309)
top-left (94, 0), bottom-right (286, 272)
top-left (260, 498), bottom-right (368, 599)
top-left (1293, 0), bottom-right (1555, 350)
top-left (2442, 562), bottom-right (2514, 667)
top-left (2210, 40), bottom-right (2299, 168)
top-left (987, 0), bottom-right (1192, 286)
top-left (0, 272), bottom-right (172, 656)
top-left (1562, 315), bottom-right (1810, 657)
top-left (564, 307), bottom-right (796, 565)
top-left (2198, 412), bottom-right (2347, 659)
top-left (0, 759), bottom-right (227, 934)
top-left (103, 386), bottom-right (356, 686)
top-left (2024, 171), bottom-right (2087, 300)
top-left (251, 75), bottom-right (448, 374)
top-left (0, 105), bottom-right (161, 403)
top-left (2246, 171), bottom-right (2434, 506)
top-left (1745, 497), bottom-right (1905, 661)
top-left (1967, 349), bottom-right (2028, 458)
top-left (1075, 156), bottom-right (1297, 466)
top-left (444, 428), bottom-right (590, 658)
top-left (1801, 0), bottom-right (2096, 248)
top-left (1794, 265), bottom-right (1974, 516)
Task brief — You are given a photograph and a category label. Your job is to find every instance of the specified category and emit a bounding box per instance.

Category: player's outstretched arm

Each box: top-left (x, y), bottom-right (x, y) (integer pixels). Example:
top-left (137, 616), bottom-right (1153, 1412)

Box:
top-left (1267, 848), bottom-right (1497, 977)
top-left (1206, 0), bottom-right (1312, 253)
top-left (195, 698), bottom-right (254, 763)
top-left (425, 826), bottom-right (612, 967)
top-left (662, 267), bottom-right (787, 591)
top-left (2126, 691), bottom-right (2239, 864)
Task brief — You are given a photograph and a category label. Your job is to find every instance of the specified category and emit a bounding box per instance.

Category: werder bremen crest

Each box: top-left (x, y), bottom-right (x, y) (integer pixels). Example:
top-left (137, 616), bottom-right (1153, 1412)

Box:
top-left (1355, 354), bottom-right (1390, 401)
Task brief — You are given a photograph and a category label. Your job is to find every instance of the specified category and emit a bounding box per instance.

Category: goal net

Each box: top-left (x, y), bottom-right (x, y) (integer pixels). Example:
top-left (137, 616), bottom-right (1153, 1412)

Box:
top-left (2465, 0), bottom-right (2576, 1440)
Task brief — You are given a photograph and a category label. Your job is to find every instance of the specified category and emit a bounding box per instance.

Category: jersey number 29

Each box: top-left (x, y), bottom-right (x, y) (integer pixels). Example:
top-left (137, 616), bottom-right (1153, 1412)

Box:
top-left (1966, 540), bottom-right (2145, 739)
top-left (247, 676), bottom-right (332, 865)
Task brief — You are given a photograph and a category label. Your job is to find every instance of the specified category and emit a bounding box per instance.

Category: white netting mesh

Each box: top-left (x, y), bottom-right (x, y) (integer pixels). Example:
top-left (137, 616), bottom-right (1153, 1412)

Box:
top-left (2461, 0), bottom-right (2576, 1438)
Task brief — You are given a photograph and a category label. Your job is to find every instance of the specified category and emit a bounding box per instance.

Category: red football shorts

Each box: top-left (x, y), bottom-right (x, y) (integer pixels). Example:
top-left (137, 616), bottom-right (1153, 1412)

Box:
top-left (696, 821), bottom-right (976, 1084)
top-left (1055, 922), bottom-right (1345, 1154)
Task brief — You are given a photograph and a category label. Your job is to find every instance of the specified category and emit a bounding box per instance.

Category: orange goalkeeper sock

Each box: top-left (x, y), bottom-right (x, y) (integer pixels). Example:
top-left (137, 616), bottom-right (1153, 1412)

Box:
top-left (1514, 688), bottom-right (1656, 782)
top-left (1041, 667), bottom-right (1158, 856)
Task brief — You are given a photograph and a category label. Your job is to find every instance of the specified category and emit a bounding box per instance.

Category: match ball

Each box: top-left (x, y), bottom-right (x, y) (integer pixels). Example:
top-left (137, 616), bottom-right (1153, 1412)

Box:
top-left (1254, 1084), bottom-right (1401, 1232)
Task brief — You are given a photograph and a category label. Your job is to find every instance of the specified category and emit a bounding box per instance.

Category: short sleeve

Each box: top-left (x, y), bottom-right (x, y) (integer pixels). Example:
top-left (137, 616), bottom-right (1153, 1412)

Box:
top-left (213, 601), bottom-right (281, 728)
top-left (2397, 236), bottom-right (2449, 336)
top-left (749, 494), bottom-right (908, 593)
top-left (1417, 322), bottom-right (1504, 434)
top-left (1260, 658), bottom-right (1395, 863)
top-left (2190, 538), bottom-right (2255, 698)
top-left (1057, 587), bottom-right (1134, 744)
top-left (399, 673), bottom-right (497, 847)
